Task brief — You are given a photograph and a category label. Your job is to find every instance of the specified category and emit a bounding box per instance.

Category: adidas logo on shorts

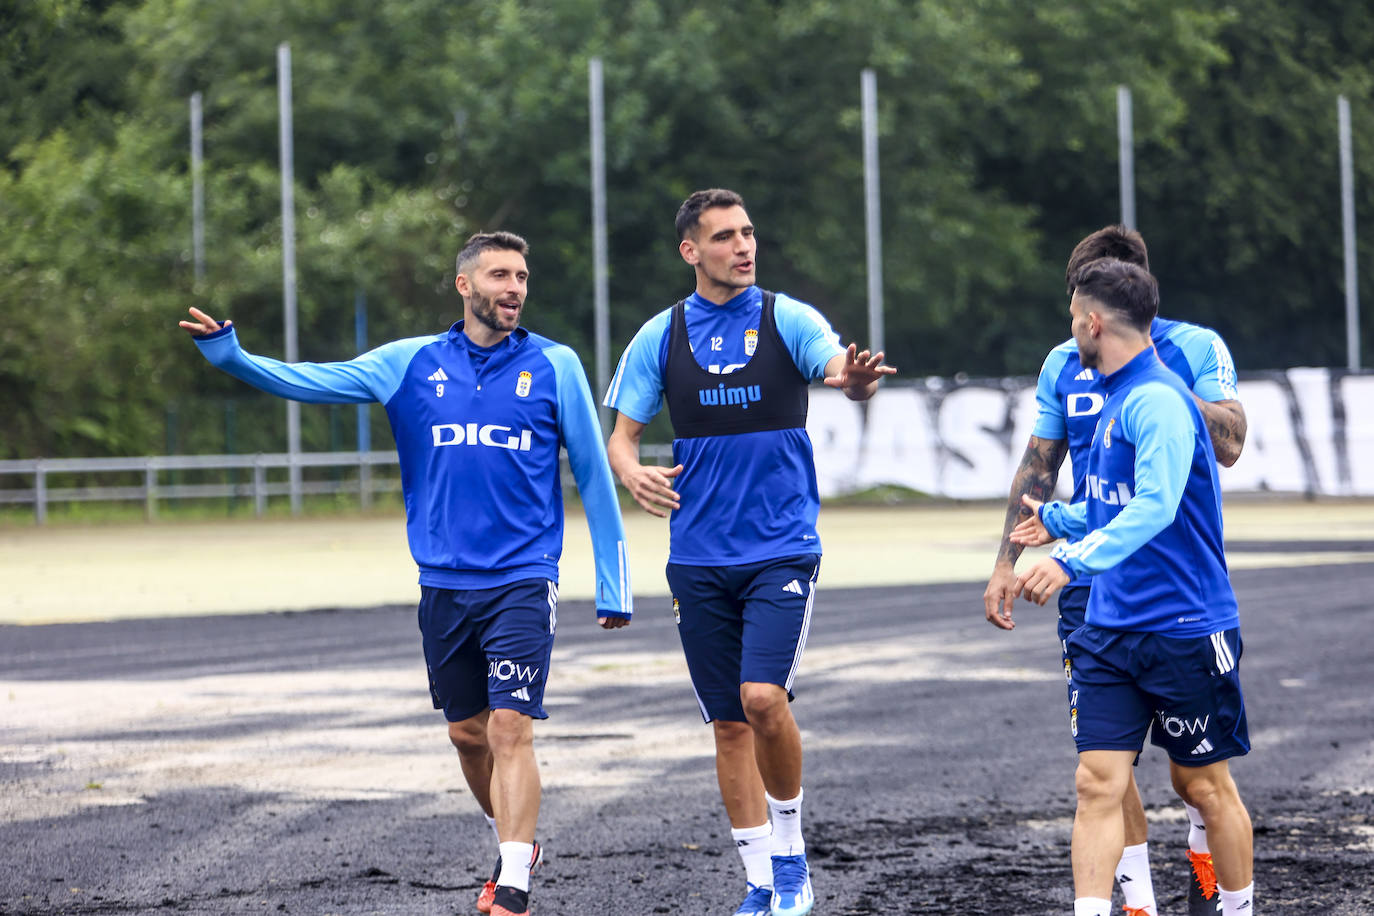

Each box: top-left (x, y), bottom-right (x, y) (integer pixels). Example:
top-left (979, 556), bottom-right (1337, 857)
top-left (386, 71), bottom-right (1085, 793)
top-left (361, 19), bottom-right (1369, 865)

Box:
top-left (1191, 738), bottom-right (1215, 756)
top-left (781, 579), bottom-right (805, 596)
top-left (511, 687), bottom-right (531, 702)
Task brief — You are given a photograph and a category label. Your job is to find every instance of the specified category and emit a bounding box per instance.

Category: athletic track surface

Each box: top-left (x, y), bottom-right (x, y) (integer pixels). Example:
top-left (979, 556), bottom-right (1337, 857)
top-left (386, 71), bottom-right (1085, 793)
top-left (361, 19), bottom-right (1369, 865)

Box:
top-left (2, 506), bottom-right (1372, 914)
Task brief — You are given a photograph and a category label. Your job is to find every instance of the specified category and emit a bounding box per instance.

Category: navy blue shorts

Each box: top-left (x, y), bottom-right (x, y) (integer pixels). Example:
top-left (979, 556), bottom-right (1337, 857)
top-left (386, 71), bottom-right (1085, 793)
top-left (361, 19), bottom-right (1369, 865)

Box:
top-left (1065, 623), bottom-right (1250, 766)
top-left (1057, 585), bottom-right (1090, 700)
top-left (417, 579), bottom-right (558, 723)
top-left (665, 554), bottom-right (820, 723)
top-left (1056, 585), bottom-right (1090, 647)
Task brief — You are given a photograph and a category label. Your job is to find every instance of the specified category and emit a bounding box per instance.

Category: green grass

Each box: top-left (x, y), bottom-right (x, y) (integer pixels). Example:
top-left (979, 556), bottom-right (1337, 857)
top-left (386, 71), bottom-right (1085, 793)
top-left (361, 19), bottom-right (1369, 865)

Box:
top-left (822, 484), bottom-right (937, 506)
top-left (0, 491), bottom-right (407, 528)
top-left (0, 481), bottom-right (947, 529)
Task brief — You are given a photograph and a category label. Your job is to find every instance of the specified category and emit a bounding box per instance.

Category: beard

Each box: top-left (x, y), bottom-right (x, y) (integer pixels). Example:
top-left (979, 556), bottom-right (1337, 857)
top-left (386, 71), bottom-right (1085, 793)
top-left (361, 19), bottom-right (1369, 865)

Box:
top-left (1074, 330), bottom-right (1100, 369)
top-left (470, 288), bottom-right (521, 334)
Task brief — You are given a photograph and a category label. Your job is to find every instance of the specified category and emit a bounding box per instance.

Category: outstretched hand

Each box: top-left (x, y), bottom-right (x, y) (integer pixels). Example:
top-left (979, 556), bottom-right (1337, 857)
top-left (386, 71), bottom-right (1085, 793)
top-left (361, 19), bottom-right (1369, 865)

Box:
top-left (179, 306), bottom-right (229, 337)
top-left (1009, 495), bottom-right (1054, 547)
top-left (823, 343), bottom-right (896, 398)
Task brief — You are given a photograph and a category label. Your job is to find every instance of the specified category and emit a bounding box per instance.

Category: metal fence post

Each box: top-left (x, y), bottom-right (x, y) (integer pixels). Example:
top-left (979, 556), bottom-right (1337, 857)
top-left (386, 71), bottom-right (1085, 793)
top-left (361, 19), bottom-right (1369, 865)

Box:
top-left (145, 462), bottom-right (157, 521)
top-left (359, 455), bottom-right (372, 510)
top-left (34, 460), bottom-right (47, 525)
top-left (253, 454), bottom-right (268, 517)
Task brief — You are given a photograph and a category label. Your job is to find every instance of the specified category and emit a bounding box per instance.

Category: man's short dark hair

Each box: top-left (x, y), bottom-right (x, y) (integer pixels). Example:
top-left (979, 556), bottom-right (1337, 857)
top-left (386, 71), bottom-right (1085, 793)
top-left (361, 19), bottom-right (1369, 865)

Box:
top-left (1066, 225), bottom-right (1149, 294)
top-left (1070, 258), bottom-right (1159, 331)
top-left (675, 189), bottom-right (745, 240)
top-left (456, 231), bottom-right (529, 276)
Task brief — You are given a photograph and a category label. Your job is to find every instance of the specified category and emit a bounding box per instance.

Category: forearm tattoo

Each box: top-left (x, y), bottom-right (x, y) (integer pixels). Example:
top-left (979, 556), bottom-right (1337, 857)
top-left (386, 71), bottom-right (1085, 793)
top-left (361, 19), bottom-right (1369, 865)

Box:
top-left (1199, 399), bottom-right (1248, 466)
top-left (996, 436), bottom-right (1068, 565)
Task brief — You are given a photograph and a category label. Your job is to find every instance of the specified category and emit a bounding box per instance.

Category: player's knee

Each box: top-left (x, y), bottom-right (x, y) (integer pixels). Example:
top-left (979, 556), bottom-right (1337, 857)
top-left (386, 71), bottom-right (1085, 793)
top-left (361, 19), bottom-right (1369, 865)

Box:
top-left (739, 682), bottom-right (788, 729)
top-left (485, 707), bottom-right (534, 755)
top-left (1075, 759), bottom-right (1128, 807)
top-left (1174, 765), bottom-right (1240, 816)
top-left (448, 717), bottom-right (489, 757)
top-left (713, 718), bottom-right (753, 748)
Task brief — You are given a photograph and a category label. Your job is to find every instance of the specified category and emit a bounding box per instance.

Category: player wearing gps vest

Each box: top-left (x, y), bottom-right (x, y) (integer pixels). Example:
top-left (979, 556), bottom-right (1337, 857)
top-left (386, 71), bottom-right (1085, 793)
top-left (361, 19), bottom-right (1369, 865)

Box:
top-left (983, 225), bottom-right (1246, 916)
top-left (180, 231), bottom-right (630, 916)
top-left (604, 189), bottom-right (893, 916)
top-left (1009, 257), bottom-right (1255, 916)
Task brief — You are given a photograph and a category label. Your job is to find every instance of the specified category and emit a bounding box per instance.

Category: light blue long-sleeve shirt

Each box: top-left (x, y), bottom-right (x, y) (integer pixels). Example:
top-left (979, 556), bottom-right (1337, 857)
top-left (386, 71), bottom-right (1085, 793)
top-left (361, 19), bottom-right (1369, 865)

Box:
top-left (194, 321), bottom-right (631, 617)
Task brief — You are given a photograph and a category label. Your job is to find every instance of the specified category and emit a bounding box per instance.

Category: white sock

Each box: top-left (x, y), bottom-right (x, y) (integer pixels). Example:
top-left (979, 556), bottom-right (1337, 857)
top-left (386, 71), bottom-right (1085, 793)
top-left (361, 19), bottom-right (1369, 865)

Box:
top-left (1184, 802), bottom-right (1210, 854)
top-left (766, 789), bottom-right (805, 856)
top-left (484, 813), bottom-right (501, 849)
top-left (1219, 882), bottom-right (1254, 915)
top-left (496, 841), bottom-right (534, 892)
top-left (732, 823), bottom-right (774, 890)
top-left (1073, 897), bottom-right (1111, 916)
top-left (1115, 842), bottom-right (1157, 914)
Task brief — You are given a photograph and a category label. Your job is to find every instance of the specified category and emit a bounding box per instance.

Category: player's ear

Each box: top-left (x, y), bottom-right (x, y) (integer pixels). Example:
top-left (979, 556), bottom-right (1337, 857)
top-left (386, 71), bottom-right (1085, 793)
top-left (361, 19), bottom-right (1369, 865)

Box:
top-left (455, 273), bottom-right (470, 297)
top-left (679, 238), bottom-right (699, 266)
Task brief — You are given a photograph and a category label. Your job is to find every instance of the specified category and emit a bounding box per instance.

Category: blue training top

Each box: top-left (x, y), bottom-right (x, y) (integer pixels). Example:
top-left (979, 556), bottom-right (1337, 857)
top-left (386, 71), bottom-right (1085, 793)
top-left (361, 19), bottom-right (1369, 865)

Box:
top-left (1032, 316), bottom-right (1239, 588)
top-left (603, 285), bottom-right (844, 565)
top-left (194, 321), bottom-right (632, 617)
top-left (1039, 347), bottom-right (1238, 636)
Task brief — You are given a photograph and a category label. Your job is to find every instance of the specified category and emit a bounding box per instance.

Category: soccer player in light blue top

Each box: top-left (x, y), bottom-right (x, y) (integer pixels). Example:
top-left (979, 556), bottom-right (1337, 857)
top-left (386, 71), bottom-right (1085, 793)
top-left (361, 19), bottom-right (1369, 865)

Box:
top-left (604, 189), bottom-right (893, 916)
top-left (180, 231), bottom-right (630, 916)
top-left (1009, 258), bottom-right (1255, 916)
top-left (983, 225), bottom-right (1246, 916)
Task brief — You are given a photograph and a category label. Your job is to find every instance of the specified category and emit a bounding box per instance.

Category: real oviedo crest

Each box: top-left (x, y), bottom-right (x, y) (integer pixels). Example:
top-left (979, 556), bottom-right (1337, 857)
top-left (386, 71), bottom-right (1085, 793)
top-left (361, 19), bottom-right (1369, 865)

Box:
top-left (516, 370), bottom-right (533, 398)
top-left (743, 328), bottom-right (759, 357)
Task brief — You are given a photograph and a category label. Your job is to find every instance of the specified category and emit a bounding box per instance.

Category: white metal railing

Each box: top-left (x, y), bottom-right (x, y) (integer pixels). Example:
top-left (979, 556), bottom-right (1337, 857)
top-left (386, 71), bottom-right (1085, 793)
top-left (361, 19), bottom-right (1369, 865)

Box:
top-left (0, 445), bottom-right (677, 525)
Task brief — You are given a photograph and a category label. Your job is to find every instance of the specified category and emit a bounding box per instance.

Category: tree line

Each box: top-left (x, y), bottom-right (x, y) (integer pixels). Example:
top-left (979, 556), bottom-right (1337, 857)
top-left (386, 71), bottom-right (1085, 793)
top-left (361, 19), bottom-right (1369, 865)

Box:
top-left (3, 0), bottom-right (1371, 459)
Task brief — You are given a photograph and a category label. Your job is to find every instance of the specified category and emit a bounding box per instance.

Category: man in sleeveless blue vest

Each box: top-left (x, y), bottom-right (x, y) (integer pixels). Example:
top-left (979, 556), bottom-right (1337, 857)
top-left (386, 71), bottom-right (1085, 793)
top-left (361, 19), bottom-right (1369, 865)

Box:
top-left (1008, 258), bottom-right (1255, 916)
top-left (180, 231), bottom-right (631, 916)
top-left (603, 189), bottom-right (894, 916)
top-left (983, 226), bottom-right (1246, 916)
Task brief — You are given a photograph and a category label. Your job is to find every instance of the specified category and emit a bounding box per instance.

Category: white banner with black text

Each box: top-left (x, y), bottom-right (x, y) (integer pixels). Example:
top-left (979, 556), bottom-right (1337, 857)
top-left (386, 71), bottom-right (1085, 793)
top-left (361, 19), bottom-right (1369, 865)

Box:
top-left (806, 368), bottom-right (1374, 499)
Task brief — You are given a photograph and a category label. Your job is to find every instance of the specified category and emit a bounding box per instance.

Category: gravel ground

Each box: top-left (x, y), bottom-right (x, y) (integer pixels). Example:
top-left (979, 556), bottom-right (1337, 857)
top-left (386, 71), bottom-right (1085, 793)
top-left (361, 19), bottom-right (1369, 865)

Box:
top-left (2, 560), bottom-right (1371, 915)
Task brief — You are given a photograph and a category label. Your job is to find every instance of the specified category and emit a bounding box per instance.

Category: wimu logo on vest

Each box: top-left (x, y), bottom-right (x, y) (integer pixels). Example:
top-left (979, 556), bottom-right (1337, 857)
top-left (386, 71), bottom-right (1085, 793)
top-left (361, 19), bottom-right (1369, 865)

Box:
top-left (698, 382), bottom-right (763, 410)
top-left (431, 422), bottom-right (533, 451)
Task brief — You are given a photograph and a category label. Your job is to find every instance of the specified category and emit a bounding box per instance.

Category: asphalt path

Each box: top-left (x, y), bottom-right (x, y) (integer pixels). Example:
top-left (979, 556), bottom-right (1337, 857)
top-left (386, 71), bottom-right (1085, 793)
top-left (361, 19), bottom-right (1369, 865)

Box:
top-left (3, 558), bottom-right (1372, 915)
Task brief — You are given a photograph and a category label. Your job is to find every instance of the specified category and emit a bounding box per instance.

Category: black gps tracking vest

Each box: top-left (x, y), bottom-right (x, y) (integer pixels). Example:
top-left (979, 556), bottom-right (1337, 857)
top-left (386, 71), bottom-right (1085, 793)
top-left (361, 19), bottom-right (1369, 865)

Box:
top-left (663, 291), bottom-right (810, 439)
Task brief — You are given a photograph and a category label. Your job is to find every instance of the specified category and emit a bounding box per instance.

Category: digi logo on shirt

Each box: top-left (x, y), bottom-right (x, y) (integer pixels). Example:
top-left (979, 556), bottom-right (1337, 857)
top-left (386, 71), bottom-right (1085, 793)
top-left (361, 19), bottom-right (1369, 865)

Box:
top-left (1086, 474), bottom-right (1134, 505)
top-left (431, 422), bottom-right (534, 451)
top-left (1067, 392), bottom-right (1106, 417)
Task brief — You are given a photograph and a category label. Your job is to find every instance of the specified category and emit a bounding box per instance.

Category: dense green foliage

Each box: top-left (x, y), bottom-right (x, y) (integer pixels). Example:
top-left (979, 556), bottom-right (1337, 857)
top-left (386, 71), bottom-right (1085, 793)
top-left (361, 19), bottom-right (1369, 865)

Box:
top-left (3, 0), bottom-right (1372, 458)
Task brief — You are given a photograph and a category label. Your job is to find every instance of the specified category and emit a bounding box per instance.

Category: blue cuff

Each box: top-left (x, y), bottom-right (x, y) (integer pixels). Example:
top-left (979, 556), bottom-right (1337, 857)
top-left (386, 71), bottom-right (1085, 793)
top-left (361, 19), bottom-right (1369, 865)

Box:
top-left (198, 323), bottom-right (235, 341)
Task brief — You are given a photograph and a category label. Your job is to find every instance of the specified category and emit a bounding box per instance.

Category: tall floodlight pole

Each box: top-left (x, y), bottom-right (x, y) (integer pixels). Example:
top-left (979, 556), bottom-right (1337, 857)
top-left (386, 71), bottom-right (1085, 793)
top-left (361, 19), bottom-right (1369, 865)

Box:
top-left (861, 68), bottom-right (885, 355)
top-left (190, 92), bottom-right (205, 288)
top-left (1339, 95), bottom-right (1361, 371)
top-left (278, 42), bottom-right (302, 514)
top-left (589, 57), bottom-right (610, 433)
top-left (1117, 85), bottom-right (1136, 230)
